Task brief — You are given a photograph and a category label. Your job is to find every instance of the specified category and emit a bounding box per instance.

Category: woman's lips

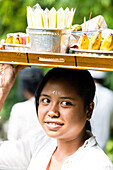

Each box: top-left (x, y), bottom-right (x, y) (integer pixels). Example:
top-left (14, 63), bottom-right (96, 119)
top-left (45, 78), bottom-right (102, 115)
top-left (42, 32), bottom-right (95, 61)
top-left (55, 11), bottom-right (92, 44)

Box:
top-left (45, 121), bottom-right (64, 130)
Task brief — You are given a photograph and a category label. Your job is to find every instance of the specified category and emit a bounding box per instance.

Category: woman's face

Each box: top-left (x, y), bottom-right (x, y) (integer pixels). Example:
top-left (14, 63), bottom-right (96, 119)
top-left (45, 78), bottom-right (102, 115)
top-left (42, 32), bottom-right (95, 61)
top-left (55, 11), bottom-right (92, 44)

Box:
top-left (38, 78), bottom-right (91, 141)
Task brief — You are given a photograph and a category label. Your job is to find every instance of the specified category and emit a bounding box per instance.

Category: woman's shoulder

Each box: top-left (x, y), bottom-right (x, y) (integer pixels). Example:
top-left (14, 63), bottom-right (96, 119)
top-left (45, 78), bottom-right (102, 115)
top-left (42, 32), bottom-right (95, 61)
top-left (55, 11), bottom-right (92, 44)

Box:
top-left (88, 144), bottom-right (112, 162)
top-left (69, 134), bottom-right (113, 169)
top-left (81, 136), bottom-right (113, 169)
top-left (85, 145), bottom-right (113, 169)
top-left (27, 131), bottom-right (57, 154)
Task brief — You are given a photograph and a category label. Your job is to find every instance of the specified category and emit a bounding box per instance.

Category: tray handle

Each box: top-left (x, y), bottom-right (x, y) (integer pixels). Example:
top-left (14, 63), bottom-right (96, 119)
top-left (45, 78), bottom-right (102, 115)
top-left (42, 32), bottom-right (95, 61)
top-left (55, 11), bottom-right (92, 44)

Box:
top-left (38, 57), bottom-right (65, 63)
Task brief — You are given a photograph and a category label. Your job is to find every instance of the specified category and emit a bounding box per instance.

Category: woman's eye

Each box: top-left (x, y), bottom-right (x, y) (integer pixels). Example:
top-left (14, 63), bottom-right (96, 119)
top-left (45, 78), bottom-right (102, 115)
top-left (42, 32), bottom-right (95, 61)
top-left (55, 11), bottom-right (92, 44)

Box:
top-left (40, 98), bottom-right (50, 104)
top-left (61, 101), bottom-right (72, 106)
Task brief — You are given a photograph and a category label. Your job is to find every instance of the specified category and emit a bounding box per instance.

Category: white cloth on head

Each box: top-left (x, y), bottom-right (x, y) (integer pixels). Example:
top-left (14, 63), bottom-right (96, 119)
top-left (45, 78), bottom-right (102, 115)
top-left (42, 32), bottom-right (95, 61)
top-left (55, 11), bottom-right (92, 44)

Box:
top-left (0, 131), bottom-right (112, 170)
top-left (90, 83), bottom-right (113, 150)
top-left (89, 70), bottom-right (106, 79)
top-left (7, 97), bottom-right (43, 140)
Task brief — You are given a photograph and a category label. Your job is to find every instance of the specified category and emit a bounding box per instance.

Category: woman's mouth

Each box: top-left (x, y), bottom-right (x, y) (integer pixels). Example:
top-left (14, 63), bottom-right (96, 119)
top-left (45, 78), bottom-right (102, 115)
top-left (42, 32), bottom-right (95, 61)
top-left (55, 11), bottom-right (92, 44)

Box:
top-left (45, 121), bottom-right (64, 130)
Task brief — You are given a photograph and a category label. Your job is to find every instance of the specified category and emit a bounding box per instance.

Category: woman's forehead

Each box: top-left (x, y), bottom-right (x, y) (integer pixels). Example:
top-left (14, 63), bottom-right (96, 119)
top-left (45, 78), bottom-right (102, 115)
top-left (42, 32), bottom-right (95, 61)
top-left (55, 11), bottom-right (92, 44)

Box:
top-left (41, 78), bottom-right (78, 94)
top-left (44, 77), bottom-right (74, 86)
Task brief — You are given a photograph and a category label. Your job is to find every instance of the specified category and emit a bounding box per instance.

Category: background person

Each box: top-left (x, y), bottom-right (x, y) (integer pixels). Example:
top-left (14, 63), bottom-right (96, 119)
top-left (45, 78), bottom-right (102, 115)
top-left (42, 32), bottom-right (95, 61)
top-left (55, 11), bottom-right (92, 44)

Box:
top-left (89, 70), bottom-right (113, 150)
top-left (7, 67), bottom-right (44, 140)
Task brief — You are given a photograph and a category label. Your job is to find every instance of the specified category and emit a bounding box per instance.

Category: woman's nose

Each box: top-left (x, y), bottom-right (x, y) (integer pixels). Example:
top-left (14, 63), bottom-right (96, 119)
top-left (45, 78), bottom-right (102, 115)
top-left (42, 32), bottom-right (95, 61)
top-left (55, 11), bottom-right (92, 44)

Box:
top-left (48, 102), bottom-right (60, 118)
top-left (48, 111), bottom-right (60, 118)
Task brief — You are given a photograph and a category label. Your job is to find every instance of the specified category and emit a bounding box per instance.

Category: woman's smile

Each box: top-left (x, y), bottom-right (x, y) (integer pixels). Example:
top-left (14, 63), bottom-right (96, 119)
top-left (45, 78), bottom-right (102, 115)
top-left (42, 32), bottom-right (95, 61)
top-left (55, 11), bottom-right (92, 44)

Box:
top-left (45, 121), bottom-right (64, 130)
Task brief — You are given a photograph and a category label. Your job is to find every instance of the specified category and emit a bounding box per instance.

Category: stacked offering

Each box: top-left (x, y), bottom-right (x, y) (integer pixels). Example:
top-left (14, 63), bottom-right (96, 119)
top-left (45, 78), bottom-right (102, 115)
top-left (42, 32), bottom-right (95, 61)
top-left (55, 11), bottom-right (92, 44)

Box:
top-left (6, 33), bottom-right (30, 45)
top-left (78, 30), bottom-right (113, 51)
top-left (0, 33), bottom-right (30, 51)
top-left (27, 4), bottom-right (76, 29)
top-left (26, 4), bottom-right (76, 53)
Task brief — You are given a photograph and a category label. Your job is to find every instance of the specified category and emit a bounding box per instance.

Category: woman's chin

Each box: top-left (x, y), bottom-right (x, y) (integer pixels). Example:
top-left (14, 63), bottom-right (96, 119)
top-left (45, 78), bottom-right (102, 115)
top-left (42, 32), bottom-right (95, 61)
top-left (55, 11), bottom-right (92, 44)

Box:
top-left (45, 130), bottom-right (59, 138)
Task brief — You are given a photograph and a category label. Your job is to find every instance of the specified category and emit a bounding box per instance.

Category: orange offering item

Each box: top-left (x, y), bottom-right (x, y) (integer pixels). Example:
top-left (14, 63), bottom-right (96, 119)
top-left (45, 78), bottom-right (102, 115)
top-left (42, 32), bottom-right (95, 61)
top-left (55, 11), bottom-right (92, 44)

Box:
top-left (13, 34), bottom-right (22, 44)
top-left (100, 33), bottom-right (113, 51)
top-left (78, 33), bottom-right (89, 49)
top-left (88, 30), bottom-right (102, 50)
top-left (6, 35), bottom-right (14, 44)
top-left (26, 35), bottom-right (30, 44)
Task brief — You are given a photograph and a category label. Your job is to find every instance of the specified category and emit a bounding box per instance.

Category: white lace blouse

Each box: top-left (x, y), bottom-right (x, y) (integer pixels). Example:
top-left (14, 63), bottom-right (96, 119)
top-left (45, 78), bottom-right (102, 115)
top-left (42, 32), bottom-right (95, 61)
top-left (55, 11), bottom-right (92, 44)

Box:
top-left (0, 131), bottom-right (112, 170)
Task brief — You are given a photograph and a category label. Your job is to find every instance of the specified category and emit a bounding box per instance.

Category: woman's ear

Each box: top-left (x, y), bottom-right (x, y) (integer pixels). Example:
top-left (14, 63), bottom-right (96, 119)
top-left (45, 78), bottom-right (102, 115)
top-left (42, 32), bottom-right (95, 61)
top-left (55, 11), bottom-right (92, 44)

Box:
top-left (86, 102), bottom-right (94, 121)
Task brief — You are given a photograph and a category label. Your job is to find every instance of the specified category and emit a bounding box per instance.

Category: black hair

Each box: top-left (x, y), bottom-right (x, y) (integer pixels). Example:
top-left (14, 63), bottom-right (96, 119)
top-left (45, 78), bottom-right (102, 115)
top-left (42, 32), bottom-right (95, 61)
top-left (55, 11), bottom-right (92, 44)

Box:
top-left (94, 78), bottom-right (104, 84)
top-left (19, 67), bottom-right (44, 95)
top-left (35, 68), bottom-right (96, 131)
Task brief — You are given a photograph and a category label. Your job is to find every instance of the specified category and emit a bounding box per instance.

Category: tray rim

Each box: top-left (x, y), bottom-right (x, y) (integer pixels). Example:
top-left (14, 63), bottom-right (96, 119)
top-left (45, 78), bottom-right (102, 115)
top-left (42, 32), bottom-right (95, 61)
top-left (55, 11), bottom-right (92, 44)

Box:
top-left (0, 50), bottom-right (113, 72)
top-left (70, 48), bottom-right (113, 54)
top-left (2, 43), bottom-right (30, 48)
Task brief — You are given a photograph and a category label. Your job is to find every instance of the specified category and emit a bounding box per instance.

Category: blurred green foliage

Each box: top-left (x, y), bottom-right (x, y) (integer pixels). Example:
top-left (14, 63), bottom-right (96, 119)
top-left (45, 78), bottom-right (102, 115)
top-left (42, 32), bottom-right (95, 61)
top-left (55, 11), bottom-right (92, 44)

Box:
top-left (0, 0), bottom-right (113, 161)
top-left (105, 137), bottom-right (113, 162)
top-left (1, 0), bottom-right (113, 39)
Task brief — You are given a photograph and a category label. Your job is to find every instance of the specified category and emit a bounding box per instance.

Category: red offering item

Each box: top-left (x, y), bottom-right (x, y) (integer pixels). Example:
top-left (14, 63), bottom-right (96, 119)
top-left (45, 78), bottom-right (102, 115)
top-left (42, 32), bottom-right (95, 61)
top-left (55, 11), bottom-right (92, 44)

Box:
top-left (19, 33), bottom-right (30, 45)
top-left (0, 39), bottom-right (5, 50)
top-left (70, 44), bottom-right (79, 49)
top-left (0, 43), bottom-right (5, 50)
top-left (21, 36), bottom-right (26, 45)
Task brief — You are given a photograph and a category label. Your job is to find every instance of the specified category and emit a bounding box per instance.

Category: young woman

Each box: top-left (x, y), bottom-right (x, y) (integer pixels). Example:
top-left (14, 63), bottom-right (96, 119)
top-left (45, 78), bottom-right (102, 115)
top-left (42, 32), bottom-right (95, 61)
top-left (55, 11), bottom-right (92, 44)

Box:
top-left (0, 66), bottom-right (112, 170)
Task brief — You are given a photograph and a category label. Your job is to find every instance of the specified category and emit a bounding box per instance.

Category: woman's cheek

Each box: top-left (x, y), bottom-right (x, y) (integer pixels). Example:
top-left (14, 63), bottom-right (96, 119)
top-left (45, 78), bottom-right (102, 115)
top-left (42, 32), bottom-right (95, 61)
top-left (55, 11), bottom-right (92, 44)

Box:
top-left (38, 106), bottom-right (43, 122)
top-left (38, 106), bottom-right (46, 121)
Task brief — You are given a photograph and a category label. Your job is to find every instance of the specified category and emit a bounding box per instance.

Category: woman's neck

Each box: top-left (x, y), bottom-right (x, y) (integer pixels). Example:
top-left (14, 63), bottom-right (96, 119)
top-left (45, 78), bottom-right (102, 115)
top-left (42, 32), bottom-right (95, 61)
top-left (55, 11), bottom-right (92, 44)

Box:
top-left (54, 130), bottom-right (89, 161)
